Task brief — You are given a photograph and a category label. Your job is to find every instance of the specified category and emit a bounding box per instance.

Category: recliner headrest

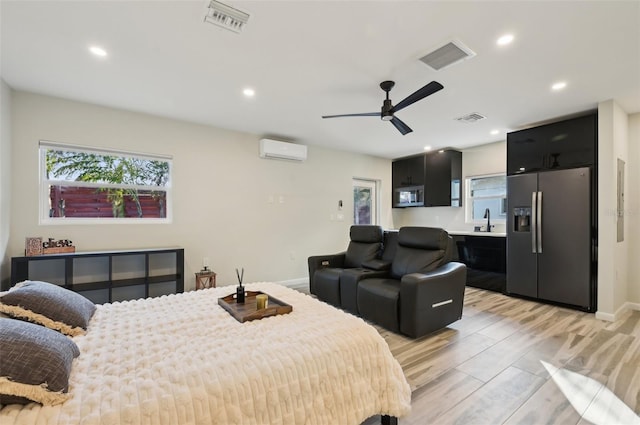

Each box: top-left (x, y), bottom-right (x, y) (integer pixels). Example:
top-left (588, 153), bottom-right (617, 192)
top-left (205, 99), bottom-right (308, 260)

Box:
top-left (398, 227), bottom-right (449, 250)
top-left (350, 225), bottom-right (383, 243)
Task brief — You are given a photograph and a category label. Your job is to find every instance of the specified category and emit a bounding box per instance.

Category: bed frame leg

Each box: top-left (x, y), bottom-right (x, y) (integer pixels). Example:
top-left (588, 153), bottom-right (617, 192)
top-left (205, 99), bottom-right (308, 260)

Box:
top-left (381, 415), bottom-right (398, 425)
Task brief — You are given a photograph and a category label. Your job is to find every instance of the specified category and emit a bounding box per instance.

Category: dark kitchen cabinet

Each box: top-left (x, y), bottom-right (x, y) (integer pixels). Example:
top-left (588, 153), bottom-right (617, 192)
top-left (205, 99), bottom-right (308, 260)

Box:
top-left (392, 154), bottom-right (425, 188)
top-left (507, 113), bottom-right (596, 175)
top-left (425, 150), bottom-right (462, 207)
top-left (451, 234), bottom-right (506, 292)
top-left (392, 150), bottom-right (461, 208)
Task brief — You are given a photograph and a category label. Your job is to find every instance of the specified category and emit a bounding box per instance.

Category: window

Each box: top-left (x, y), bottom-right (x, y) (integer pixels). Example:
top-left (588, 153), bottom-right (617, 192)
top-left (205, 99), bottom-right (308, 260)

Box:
top-left (40, 141), bottom-right (172, 223)
top-left (353, 178), bottom-right (378, 225)
top-left (466, 174), bottom-right (506, 223)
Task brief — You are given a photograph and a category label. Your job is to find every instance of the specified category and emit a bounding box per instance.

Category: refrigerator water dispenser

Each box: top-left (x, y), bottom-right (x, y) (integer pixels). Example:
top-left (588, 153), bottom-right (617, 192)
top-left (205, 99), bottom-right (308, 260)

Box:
top-left (513, 207), bottom-right (531, 232)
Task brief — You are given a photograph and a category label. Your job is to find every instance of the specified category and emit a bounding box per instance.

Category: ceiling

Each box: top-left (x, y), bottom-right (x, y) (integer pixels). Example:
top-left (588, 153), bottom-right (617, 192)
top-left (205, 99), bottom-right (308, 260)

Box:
top-left (2, 1), bottom-right (639, 159)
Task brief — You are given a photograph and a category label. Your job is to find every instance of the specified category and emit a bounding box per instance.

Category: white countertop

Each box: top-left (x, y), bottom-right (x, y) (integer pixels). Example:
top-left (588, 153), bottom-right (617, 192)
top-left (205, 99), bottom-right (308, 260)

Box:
top-left (447, 230), bottom-right (507, 237)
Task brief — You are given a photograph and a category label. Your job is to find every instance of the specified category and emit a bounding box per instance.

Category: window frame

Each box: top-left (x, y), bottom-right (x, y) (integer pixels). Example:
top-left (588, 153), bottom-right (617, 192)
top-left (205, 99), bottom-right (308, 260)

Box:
top-left (465, 173), bottom-right (507, 224)
top-left (39, 141), bottom-right (173, 225)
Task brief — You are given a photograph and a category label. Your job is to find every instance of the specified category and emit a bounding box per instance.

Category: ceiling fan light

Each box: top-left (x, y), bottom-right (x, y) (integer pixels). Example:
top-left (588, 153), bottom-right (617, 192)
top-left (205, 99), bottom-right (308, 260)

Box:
top-left (381, 99), bottom-right (394, 121)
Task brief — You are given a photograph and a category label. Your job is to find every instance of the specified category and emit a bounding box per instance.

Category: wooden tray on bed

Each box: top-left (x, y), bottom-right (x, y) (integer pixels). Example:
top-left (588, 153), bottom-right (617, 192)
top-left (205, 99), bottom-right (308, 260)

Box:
top-left (218, 290), bottom-right (293, 323)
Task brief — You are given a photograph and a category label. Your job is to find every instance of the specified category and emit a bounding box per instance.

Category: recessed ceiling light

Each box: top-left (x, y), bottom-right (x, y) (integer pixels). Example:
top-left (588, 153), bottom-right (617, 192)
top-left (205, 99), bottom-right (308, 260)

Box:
top-left (89, 46), bottom-right (107, 57)
top-left (438, 150), bottom-right (445, 154)
top-left (490, 129), bottom-right (500, 135)
top-left (497, 34), bottom-right (514, 46)
top-left (243, 88), bottom-right (255, 97)
top-left (424, 146), bottom-right (432, 151)
top-left (552, 81), bottom-right (567, 91)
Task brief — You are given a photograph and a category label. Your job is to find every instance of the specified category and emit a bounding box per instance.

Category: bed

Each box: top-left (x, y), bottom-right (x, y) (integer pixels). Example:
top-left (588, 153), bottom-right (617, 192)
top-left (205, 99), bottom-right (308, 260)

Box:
top-left (0, 282), bottom-right (411, 424)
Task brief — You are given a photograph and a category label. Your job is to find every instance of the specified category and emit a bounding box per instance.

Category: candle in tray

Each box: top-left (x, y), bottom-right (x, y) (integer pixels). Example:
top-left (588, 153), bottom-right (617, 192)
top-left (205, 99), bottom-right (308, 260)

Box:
top-left (256, 294), bottom-right (268, 310)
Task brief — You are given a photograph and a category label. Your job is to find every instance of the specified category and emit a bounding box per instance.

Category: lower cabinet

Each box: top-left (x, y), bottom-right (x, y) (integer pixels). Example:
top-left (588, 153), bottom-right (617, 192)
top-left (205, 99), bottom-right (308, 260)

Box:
top-left (451, 235), bottom-right (505, 292)
top-left (10, 248), bottom-right (184, 304)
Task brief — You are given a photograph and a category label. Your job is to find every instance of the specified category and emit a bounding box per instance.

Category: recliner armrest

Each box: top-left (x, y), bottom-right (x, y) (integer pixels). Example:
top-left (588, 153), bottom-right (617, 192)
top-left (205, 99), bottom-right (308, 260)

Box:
top-left (361, 259), bottom-right (391, 271)
top-left (399, 262), bottom-right (467, 338)
top-left (308, 253), bottom-right (346, 293)
top-left (401, 262), bottom-right (466, 287)
top-left (308, 252), bottom-right (346, 270)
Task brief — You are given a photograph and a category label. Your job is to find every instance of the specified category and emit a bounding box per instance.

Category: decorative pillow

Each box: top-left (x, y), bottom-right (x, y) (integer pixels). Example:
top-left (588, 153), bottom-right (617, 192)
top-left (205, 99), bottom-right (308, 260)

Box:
top-left (0, 281), bottom-right (96, 336)
top-left (0, 318), bottom-right (80, 405)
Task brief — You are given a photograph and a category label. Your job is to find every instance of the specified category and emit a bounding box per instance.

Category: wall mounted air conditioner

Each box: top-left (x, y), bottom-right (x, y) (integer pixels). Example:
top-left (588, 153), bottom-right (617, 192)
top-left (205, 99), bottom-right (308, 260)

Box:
top-left (259, 139), bottom-right (307, 161)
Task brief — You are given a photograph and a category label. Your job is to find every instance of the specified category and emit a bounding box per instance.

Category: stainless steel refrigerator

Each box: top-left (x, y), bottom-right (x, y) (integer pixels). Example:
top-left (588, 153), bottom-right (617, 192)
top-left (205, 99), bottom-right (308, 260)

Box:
top-left (506, 167), bottom-right (593, 310)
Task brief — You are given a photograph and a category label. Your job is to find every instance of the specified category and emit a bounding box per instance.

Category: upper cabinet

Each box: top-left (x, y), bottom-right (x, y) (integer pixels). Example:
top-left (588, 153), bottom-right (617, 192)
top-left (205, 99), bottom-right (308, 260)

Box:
top-left (392, 150), bottom-right (462, 208)
top-left (392, 154), bottom-right (425, 188)
top-left (507, 113), bottom-right (596, 176)
top-left (425, 150), bottom-right (462, 207)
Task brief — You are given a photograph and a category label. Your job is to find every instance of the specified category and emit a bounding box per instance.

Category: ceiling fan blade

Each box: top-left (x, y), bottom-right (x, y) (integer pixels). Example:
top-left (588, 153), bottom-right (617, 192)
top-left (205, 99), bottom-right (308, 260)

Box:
top-left (322, 112), bottom-right (379, 119)
top-left (390, 116), bottom-right (413, 135)
top-left (391, 81), bottom-right (444, 113)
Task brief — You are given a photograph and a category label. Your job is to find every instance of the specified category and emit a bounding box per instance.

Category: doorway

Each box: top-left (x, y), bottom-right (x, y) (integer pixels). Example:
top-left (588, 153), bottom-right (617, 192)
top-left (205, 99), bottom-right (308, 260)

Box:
top-left (353, 178), bottom-right (379, 225)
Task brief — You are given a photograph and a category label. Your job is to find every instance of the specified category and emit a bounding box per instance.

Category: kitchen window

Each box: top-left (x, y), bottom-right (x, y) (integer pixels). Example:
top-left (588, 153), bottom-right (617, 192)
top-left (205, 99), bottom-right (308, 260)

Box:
top-left (40, 141), bottom-right (172, 224)
top-left (466, 174), bottom-right (506, 223)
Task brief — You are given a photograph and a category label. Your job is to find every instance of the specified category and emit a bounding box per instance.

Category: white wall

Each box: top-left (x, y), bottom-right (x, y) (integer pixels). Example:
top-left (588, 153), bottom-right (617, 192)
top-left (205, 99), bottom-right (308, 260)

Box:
top-left (597, 100), bottom-right (630, 319)
top-left (8, 91), bottom-right (393, 289)
top-left (628, 113), bottom-right (640, 304)
top-left (393, 141), bottom-right (506, 233)
top-left (0, 80), bottom-right (11, 288)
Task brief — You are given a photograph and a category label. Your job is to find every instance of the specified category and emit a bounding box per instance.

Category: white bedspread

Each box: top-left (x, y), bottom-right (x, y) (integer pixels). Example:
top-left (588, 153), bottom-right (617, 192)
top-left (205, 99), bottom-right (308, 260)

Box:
top-left (1, 282), bottom-right (411, 424)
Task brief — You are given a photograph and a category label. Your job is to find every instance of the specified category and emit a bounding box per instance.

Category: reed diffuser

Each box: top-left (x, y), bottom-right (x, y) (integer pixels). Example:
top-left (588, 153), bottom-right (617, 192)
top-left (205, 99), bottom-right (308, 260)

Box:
top-left (235, 268), bottom-right (245, 303)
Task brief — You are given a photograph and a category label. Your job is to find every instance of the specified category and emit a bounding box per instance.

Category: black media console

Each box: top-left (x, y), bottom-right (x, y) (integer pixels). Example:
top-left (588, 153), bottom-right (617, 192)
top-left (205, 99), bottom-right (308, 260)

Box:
top-left (10, 248), bottom-right (184, 304)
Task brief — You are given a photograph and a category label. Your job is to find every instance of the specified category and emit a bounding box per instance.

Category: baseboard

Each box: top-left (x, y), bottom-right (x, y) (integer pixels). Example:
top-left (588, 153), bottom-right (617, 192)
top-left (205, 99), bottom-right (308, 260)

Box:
top-left (624, 302), bottom-right (640, 312)
top-left (596, 301), bottom-right (640, 322)
top-left (276, 277), bottom-right (308, 288)
top-left (595, 311), bottom-right (616, 322)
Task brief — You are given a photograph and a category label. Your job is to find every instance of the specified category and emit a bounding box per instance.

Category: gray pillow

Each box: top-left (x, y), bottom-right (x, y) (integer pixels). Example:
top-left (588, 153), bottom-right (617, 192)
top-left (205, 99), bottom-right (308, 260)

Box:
top-left (0, 281), bottom-right (96, 336)
top-left (0, 318), bottom-right (80, 405)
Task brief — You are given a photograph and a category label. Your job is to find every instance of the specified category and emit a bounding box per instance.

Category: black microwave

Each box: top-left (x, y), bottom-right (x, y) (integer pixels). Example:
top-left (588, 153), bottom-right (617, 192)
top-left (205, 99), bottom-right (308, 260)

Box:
top-left (394, 186), bottom-right (424, 207)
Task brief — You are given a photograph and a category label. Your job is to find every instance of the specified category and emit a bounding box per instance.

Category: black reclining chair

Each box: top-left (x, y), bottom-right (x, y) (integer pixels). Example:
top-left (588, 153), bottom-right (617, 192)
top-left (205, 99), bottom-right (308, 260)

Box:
top-left (357, 227), bottom-right (467, 338)
top-left (308, 225), bottom-right (384, 308)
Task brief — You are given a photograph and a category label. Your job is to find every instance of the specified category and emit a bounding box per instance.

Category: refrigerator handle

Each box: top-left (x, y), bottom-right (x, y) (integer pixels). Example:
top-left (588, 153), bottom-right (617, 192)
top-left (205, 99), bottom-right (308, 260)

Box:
top-left (531, 191), bottom-right (537, 253)
top-left (537, 191), bottom-right (543, 253)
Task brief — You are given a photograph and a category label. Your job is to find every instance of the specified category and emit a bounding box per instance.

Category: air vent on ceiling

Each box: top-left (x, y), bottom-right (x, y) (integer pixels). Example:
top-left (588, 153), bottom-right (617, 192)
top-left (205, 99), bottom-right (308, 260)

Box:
top-left (419, 40), bottom-right (476, 71)
top-left (204, 0), bottom-right (249, 34)
top-left (455, 112), bottom-right (486, 123)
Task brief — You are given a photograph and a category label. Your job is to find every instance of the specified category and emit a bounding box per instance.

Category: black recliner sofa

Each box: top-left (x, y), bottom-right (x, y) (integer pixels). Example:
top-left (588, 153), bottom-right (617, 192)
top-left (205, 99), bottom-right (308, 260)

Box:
top-left (308, 225), bottom-right (386, 312)
top-left (308, 226), bottom-right (467, 338)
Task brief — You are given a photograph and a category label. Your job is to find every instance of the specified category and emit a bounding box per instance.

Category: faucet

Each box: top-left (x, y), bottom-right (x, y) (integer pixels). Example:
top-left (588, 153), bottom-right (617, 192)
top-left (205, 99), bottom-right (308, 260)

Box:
top-left (483, 208), bottom-right (491, 232)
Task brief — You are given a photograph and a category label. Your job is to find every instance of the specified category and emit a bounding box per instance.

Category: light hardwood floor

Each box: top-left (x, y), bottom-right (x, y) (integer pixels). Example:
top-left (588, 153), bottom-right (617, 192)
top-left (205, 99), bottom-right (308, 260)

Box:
top-left (292, 283), bottom-right (640, 424)
top-left (378, 287), bottom-right (639, 424)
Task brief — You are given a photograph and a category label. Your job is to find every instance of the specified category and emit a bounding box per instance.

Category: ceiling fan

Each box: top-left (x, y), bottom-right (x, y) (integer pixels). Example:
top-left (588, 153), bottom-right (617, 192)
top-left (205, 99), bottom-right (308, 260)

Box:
top-left (322, 80), bottom-right (444, 135)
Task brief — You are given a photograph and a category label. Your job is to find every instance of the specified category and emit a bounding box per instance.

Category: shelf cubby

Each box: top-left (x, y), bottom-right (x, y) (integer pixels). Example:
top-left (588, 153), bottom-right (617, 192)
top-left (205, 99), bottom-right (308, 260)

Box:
top-left (10, 248), bottom-right (184, 304)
